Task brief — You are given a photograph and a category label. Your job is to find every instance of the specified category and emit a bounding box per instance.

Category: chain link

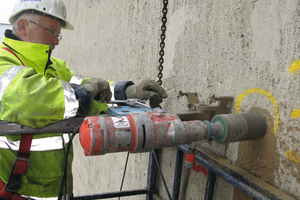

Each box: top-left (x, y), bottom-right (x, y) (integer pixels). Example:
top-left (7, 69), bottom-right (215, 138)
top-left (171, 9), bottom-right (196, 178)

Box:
top-left (157, 0), bottom-right (168, 86)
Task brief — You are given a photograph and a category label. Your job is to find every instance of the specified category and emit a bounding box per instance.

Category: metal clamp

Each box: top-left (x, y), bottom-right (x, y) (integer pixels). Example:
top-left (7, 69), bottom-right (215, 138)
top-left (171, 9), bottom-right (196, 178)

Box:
top-left (177, 91), bottom-right (234, 121)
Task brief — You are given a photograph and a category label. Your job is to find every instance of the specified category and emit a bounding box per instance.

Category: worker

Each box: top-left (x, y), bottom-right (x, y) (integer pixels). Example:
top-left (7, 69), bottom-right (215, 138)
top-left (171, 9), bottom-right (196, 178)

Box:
top-left (0, 0), bottom-right (167, 199)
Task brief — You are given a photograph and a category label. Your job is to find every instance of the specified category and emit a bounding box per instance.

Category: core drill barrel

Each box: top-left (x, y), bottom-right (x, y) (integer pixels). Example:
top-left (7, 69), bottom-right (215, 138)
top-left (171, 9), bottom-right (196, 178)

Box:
top-left (211, 113), bottom-right (267, 143)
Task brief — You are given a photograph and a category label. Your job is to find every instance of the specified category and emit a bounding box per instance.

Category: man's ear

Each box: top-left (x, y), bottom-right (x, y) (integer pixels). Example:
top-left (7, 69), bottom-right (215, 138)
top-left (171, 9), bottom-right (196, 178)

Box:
top-left (18, 19), bottom-right (28, 36)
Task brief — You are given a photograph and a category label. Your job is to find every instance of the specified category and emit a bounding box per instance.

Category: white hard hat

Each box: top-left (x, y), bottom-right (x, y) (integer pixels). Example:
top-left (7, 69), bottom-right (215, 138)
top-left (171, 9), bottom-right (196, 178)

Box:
top-left (9, 0), bottom-right (74, 30)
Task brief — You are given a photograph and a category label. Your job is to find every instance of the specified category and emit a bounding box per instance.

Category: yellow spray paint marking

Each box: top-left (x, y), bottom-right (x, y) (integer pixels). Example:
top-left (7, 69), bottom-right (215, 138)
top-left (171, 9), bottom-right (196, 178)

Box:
top-left (286, 150), bottom-right (300, 163)
top-left (289, 61), bottom-right (300, 76)
top-left (288, 63), bottom-right (300, 164)
top-left (291, 110), bottom-right (300, 119)
top-left (288, 62), bottom-right (300, 118)
top-left (235, 88), bottom-right (279, 133)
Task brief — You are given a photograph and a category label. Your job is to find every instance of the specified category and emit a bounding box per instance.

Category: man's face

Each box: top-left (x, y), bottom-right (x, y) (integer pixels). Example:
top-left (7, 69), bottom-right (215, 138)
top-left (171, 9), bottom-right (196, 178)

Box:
top-left (23, 15), bottom-right (62, 51)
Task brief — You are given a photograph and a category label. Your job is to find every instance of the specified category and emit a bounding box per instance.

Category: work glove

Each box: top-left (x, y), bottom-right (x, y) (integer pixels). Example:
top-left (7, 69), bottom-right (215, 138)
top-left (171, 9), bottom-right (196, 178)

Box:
top-left (83, 78), bottom-right (112, 102)
top-left (125, 78), bottom-right (168, 103)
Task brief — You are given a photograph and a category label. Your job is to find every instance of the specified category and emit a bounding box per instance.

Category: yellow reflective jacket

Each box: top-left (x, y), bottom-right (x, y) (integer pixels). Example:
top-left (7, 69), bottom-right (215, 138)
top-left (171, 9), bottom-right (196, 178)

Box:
top-left (0, 33), bottom-right (107, 198)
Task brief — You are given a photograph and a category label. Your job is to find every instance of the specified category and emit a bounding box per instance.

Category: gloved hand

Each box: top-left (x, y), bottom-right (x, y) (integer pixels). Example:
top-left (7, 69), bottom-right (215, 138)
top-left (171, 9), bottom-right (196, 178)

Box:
top-left (126, 78), bottom-right (167, 103)
top-left (83, 78), bottom-right (112, 102)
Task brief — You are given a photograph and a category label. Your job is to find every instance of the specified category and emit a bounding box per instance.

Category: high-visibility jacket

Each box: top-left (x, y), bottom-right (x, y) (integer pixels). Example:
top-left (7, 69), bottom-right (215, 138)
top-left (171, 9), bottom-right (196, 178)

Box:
top-left (0, 31), bottom-right (110, 198)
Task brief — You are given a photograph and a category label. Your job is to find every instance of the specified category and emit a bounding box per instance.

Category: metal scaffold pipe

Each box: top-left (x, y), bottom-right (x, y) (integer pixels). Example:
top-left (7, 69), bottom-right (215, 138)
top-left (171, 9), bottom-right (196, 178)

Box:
top-left (179, 141), bottom-right (197, 200)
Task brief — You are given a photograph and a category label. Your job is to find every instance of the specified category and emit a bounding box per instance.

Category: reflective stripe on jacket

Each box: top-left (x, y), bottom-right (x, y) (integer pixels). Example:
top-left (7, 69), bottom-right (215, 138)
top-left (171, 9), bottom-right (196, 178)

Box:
top-left (0, 35), bottom-right (106, 198)
top-left (0, 134), bottom-right (71, 151)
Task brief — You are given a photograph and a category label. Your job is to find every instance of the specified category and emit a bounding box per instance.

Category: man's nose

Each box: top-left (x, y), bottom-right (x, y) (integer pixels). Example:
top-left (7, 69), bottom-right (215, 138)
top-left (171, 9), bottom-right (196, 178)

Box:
top-left (52, 36), bottom-right (59, 45)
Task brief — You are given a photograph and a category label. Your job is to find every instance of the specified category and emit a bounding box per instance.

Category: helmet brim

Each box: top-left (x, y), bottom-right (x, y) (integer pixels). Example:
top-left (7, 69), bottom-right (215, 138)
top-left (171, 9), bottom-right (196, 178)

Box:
top-left (9, 9), bottom-right (74, 30)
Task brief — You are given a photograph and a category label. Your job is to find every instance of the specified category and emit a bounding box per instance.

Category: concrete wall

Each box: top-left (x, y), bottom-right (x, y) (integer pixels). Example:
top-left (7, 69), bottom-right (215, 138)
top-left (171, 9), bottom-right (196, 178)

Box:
top-left (53, 0), bottom-right (300, 199)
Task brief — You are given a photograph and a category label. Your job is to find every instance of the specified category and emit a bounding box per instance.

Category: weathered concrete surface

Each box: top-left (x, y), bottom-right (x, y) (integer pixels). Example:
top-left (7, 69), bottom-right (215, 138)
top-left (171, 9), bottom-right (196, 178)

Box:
top-left (54, 0), bottom-right (300, 199)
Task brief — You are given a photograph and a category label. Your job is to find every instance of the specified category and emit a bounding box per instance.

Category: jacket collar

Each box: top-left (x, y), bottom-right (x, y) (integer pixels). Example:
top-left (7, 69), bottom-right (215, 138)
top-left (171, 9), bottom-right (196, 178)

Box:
top-left (2, 30), bottom-right (52, 74)
top-left (4, 29), bottom-right (21, 41)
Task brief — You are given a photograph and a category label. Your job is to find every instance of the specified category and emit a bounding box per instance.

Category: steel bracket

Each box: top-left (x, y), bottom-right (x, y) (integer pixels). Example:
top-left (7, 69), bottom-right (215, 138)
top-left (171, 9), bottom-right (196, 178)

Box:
top-left (177, 91), bottom-right (234, 121)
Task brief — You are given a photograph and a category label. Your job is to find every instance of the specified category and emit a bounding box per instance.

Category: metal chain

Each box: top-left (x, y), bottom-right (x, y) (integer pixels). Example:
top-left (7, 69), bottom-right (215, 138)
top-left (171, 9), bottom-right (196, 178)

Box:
top-left (157, 0), bottom-right (168, 85)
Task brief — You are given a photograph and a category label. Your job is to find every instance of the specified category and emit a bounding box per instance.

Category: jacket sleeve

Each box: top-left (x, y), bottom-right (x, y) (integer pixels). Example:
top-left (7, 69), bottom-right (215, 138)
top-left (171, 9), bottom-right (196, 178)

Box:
top-left (0, 65), bottom-right (79, 129)
top-left (111, 81), bottom-right (134, 100)
top-left (67, 74), bottom-right (109, 115)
